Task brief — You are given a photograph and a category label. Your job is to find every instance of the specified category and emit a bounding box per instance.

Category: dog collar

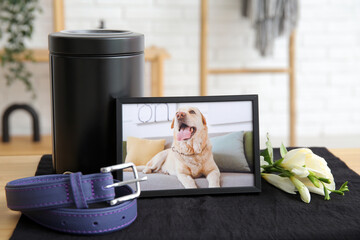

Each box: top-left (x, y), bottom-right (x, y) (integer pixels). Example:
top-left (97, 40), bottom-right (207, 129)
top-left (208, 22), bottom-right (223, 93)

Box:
top-left (171, 144), bottom-right (208, 156)
top-left (5, 162), bottom-right (146, 235)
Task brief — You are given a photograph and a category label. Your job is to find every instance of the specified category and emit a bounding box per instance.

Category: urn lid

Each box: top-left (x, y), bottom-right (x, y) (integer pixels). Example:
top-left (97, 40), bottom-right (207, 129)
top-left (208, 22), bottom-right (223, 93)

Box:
top-left (49, 30), bottom-right (144, 55)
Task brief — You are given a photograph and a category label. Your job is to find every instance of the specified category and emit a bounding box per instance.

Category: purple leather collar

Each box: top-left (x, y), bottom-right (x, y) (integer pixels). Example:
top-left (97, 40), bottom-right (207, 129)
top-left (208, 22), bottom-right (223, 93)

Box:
top-left (5, 163), bottom-right (145, 235)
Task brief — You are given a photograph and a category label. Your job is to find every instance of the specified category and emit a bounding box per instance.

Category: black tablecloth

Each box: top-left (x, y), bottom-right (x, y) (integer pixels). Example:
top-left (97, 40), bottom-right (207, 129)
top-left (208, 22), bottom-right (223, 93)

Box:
top-left (10, 148), bottom-right (360, 240)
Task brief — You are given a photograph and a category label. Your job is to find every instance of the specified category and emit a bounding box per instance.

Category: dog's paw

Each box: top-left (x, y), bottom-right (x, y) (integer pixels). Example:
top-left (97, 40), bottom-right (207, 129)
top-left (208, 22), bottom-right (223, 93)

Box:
top-left (208, 184), bottom-right (220, 188)
top-left (159, 170), bottom-right (169, 175)
top-left (142, 167), bottom-right (152, 174)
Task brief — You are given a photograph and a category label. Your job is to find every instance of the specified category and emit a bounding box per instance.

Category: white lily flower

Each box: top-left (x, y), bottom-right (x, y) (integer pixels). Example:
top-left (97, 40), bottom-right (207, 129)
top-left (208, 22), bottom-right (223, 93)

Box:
top-left (260, 134), bottom-right (348, 203)
top-left (262, 174), bottom-right (296, 194)
top-left (260, 156), bottom-right (268, 172)
top-left (305, 152), bottom-right (333, 180)
top-left (301, 152), bottom-right (335, 195)
top-left (290, 176), bottom-right (311, 203)
top-left (281, 148), bottom-right (310, 178)
top-left (282, 148), bottom-right (335, 196)
top-left (291, 166), bottom-right (309, 178)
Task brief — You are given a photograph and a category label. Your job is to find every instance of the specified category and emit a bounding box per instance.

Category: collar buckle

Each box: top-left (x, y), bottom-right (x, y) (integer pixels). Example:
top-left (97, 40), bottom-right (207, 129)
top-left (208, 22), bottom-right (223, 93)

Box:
top-left (100, 162), bottom-right (147, 206)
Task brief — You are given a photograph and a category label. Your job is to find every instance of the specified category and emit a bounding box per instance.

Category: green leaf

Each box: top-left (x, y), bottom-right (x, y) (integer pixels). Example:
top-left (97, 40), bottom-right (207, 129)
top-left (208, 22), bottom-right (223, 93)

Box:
top-left (279, 170), bottom-right (293, 178)
top-left (269, 167), bottom-right (282, 172)
top-left (265, 133), bottom-right (273, 164)
top-left (261, 165), bottom-right (271, 169)
top-left (0, 0), bottom-right (41, 97)
top-left (280, 143), bottom-right (288, 158)
top-left (260, 149), bottom-right (272, 165)
top-left (273, 158), bottom-right (284, 166)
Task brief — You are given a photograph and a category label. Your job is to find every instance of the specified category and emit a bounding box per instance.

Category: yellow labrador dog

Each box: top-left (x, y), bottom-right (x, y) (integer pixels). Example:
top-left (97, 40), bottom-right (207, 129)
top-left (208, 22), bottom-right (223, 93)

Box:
top-left (143, 106), bottom-right (220, 188)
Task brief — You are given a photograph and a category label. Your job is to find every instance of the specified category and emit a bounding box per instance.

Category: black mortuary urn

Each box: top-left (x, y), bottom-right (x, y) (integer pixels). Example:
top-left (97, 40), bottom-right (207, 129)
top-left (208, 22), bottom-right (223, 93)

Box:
top-left (49, 30), bottom-right (144, 174)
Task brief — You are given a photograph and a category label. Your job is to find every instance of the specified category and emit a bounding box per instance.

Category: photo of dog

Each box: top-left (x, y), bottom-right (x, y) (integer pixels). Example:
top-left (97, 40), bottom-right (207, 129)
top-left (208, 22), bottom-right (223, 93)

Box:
top-left (143, 106), bottom-right (221, 188)
top-left (121, 100), bottom-right (255, 192)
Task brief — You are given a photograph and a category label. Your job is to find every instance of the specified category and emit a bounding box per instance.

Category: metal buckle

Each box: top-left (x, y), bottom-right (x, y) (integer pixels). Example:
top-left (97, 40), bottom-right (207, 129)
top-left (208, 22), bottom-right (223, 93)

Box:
top-left (100, 162), bottom-right (147, 206)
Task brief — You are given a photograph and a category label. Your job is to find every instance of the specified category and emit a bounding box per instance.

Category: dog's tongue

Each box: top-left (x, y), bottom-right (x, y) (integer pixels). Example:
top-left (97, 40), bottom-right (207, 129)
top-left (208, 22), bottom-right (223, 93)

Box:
top-left (177, 126), bottom-right (192, 141)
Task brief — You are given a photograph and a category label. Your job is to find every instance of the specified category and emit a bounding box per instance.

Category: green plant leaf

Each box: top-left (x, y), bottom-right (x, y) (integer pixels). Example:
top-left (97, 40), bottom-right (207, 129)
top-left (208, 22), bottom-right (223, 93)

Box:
top-left (0, 0), bottom-right (41, 97)
top-left (280, 143), bottom-right (288, 158)
top-left (265, 133), bottom-right (274, 164)
top-left (273, 158), bottom-right (284, 166)
top-left (260, 149), bottom-right (272, 165)
top-left (279, 171), bottom-right (293, 178)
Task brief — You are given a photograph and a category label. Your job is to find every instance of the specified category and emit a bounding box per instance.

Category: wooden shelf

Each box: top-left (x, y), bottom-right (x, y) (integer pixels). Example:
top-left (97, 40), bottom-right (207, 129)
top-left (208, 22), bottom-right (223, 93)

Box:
top-left (145, 46), bottom-right (171, 61)
top-left (0, 49), bottom-right (49, 62)
top-left (200, 0), bottom-right (297, 146)
top-left (208, 68), bottom-right (290, 74)
top-left (1, 47), bottom-right (171, 63)
top-left (0, 45), bottom-right (170, 97)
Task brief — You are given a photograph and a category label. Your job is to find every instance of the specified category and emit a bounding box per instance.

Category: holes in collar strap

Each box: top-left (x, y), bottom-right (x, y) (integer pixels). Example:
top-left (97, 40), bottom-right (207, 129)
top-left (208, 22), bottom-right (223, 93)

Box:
top-left (93, 221), bottom-right (99, 226)
top-left (61, 221), bottom-right (66, 226)
top-left (122, 216), bottom-right (125, 219)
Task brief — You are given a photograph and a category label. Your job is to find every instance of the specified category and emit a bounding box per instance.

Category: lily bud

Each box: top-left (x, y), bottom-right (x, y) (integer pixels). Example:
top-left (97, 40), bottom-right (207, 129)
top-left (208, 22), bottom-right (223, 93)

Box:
top-left (290, 176), bottom-right (311, 203)
top-left (260, 156), bottom-right (268, 172)
top-left (262, 174), bottom-right (296, 194)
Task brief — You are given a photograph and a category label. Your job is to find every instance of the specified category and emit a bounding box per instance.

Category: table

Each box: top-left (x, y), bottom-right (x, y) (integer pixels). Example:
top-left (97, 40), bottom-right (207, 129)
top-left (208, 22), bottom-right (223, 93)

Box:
top-left (0, 149), bottom-right (359, 239)
top-left (0, 136), bottom-right (52, 156)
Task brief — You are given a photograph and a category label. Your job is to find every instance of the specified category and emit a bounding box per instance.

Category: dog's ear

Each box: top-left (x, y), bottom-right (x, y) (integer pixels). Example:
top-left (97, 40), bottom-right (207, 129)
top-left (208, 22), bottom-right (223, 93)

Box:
top-left (171, 117), bottom-right (175, 129)
top-left (201, 113), bottom-right (207, 126)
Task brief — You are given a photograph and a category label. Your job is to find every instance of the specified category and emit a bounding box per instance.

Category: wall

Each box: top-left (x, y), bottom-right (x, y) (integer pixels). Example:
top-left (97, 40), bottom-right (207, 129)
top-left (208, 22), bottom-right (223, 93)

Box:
top-left (0, 0), bottom-right (359, 148)
top-left (122, 101), bottom-right (253, 140)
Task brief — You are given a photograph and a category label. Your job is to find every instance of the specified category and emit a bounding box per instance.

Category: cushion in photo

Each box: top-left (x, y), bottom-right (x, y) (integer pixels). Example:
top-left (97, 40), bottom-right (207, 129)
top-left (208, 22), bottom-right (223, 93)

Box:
top-left (122, 141), bottom-right (127, 162)
top-left (243, 131), bottom-right (254, 171)
top-left (125, 136), bottom-right (166, 166)
top-left (210, 131), bottom-right (251, 172)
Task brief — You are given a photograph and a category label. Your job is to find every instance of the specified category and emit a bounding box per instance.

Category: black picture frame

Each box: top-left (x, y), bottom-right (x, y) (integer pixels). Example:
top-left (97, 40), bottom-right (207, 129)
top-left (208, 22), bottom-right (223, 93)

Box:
top-left (116, 95), bottom-right (261, 197)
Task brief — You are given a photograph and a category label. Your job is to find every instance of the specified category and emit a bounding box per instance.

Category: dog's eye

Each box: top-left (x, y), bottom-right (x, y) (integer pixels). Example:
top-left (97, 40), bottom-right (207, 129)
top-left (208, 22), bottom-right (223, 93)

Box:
top-left (189, 110), bottom-right (196, 114)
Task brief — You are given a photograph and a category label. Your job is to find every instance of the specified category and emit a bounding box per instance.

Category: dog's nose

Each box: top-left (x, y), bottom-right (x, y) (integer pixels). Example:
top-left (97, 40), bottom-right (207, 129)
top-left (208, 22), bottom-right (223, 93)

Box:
top-left (176, 112), bottom-right (186, 120)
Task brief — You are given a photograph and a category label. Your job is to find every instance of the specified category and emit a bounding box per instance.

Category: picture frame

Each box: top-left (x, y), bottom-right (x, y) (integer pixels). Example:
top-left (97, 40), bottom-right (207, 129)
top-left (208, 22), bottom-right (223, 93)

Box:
top-left (116, 95), bottom-right (261, 198)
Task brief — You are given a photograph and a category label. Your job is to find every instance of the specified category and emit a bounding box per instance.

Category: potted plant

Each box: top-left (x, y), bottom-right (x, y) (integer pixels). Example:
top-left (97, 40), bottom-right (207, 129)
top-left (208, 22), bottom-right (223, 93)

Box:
top-left (0, 0), bottom-right (41, 98)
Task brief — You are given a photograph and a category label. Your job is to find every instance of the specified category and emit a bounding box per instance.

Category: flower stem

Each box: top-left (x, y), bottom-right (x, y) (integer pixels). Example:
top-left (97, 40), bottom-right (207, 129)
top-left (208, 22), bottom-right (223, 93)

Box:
top-left (321, 182), bottom-right (330, 200)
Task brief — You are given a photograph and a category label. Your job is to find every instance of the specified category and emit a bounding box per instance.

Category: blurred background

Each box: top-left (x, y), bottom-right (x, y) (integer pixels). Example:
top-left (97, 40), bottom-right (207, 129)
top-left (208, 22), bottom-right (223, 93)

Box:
top-left (0, 0), bottom-right (359, 154)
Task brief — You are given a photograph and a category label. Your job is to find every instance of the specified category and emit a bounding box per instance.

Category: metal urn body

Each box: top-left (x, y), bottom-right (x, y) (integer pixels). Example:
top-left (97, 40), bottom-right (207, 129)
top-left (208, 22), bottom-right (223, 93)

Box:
top-left (49, 30), bottom-right (144, 174)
